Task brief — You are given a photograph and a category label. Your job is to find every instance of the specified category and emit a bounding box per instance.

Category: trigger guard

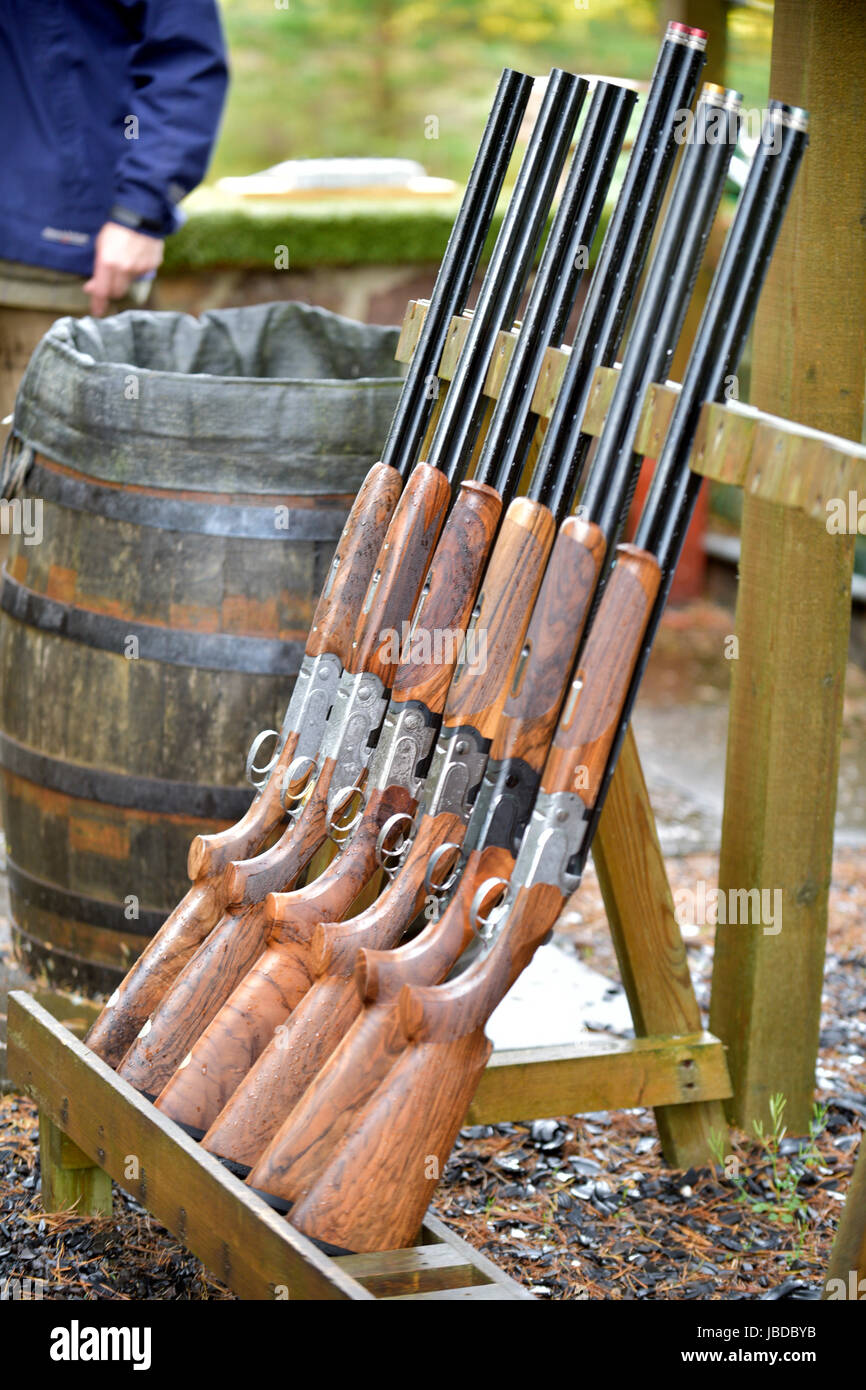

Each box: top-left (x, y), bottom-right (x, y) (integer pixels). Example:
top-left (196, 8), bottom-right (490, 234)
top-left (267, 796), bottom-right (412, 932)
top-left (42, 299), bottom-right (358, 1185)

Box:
top-left (375, 812), bottom-right (415, 876)
top-left (424, 841), bottom-right (463, 898)
top-left (280, 754), bottom-right (318, 813)
top-left (245, 728), bottom-right (280, 788)
top-left (470, 876), bottom-right (509, 940)
top-left (327, 785), bottom-right (365, 842)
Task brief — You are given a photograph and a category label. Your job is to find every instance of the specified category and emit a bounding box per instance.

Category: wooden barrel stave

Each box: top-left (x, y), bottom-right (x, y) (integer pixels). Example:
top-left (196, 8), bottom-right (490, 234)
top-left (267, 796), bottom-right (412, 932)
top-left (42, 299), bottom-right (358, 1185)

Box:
top-left (0, 453), bottom-right (360, 994)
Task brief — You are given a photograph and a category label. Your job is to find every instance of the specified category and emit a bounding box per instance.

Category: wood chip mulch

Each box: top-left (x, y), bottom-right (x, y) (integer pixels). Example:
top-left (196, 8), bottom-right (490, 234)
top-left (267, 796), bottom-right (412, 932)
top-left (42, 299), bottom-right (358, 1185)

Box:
top-left (0, 848), bottom-right (863, 1302)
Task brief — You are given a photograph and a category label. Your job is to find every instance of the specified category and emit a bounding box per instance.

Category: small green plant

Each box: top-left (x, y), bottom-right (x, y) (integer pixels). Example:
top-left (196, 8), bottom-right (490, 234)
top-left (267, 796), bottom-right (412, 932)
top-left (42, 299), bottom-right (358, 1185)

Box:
top-left (708, 1127), bottom-right (729, 1171)
top-left (710, 1095), bottom-right (829, 1263)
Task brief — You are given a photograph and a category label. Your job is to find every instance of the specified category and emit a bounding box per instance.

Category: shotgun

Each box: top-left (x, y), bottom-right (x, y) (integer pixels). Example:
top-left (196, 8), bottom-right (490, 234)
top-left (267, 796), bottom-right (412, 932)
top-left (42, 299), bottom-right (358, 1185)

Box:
top-left (151, 77), bottom-right (635, 1137)
top-left (284, 101), bottom-right (810, 1254)
top-left (195, 34), bottom-right (712, 1172)
top-left (84, 68), bottom-right (532, 1068)
top-left (242, 80), bottom-right (743, 1211)
top-left (115, 67), bottom-right (588, 1096)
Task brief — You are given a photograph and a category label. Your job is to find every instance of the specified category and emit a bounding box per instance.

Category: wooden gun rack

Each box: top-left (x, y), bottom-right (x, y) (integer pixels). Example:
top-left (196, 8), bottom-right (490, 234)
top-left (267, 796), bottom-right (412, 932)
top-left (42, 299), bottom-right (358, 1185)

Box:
top-left (8, 298), bottom-right (864, 1300)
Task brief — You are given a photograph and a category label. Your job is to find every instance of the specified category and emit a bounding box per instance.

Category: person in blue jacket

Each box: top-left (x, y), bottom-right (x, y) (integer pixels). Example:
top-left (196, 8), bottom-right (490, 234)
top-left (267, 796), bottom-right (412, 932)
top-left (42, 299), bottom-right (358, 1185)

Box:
top-left (0, 0), bottom-right (229, 316)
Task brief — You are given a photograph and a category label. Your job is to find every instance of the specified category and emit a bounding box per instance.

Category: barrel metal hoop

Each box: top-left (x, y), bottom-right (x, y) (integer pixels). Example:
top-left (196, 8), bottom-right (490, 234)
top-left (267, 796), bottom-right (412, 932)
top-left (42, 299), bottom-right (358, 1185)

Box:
top-left (0, 730), bottom-right (253, 819)
top-left (23, 458), bottom-right (351, 541)
top-left (0, 575), bottom-right (304, 676)
top-left (6, 857), bottom-right (162, 937)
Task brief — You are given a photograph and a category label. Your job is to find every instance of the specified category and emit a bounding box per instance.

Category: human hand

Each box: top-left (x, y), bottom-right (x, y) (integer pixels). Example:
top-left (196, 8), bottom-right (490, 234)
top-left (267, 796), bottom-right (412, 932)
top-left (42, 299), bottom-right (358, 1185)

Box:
top-left (83, 222), bottom-right (164, 317)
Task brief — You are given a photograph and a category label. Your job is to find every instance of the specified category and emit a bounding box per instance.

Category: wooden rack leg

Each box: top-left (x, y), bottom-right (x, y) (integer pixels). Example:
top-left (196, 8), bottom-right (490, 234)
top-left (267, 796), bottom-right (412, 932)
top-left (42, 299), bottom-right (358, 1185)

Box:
top-left (824, 1133), bottom-right (866, 1299)
top-left (39, 1111), bottom-right (113, 1217)
top-left (592, 726), bottom-right (729, 1169)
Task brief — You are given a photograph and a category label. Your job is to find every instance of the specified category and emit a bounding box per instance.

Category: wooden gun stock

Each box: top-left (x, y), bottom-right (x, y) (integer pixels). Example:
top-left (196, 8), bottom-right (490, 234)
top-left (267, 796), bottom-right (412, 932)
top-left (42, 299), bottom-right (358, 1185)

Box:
top-left (222, 766), bottom-right (333, 909)
top-left (153, 478), bottom-right (505, 1128)
top-left (188, 463), bottom-right (402, 882)
top-left (115, 900), bottom-right (269, 1096)
top-left (389, 480), bottom-right (502, 710)
top-left (84, 878), bottom-right (222, 1067)
top-left (349, 462), bottom-right (451, 679)
top-left (493, 516), bottom-right (605, 765)
top-left (199, 810), bottom-right (463, 1169)
top-left (246, 842), bottom-right (511, 1207)
top-left (288, 880), bottom-right (559, 1252)
top-left (120, 766), bottom-right (341, 1096)
top-left (206, 499), bottom-right (555, 1169)
top-left (290, 1029), bottom-right (493, 1253)
top-left (440, 497), bottom-right (555, 742)
top-left (308, 461), bottom-right (405, 662)
top-left (85, 464), bottom-right (403, 1064)
top-left (286, 549), bottom-right (664, 1250)
top-left (186, 731), bottom-right (300, 883)
top-left (152, 782), bottom-right (413, 1131)
top-left (209, 462), bottom-right (456, 912)
top-left (151, 482), bottom-right (502, 1131)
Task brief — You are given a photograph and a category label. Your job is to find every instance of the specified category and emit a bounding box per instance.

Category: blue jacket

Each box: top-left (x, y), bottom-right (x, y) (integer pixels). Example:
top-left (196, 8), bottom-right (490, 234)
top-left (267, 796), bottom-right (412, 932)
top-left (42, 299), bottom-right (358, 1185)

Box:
top-left (0, 0), bottom-right (228, 276)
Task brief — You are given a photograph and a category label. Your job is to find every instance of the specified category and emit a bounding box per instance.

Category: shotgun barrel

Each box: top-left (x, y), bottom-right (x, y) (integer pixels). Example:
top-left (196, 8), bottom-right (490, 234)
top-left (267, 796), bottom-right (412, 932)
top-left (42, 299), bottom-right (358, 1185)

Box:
top-left (578, 98), bottom-right (812, 865)
top-left (530, 19), bottom-right (707, 521)
top-left (426, 68), bottom-right (589, 488)
top-left (474, 78), bottom-right (637, 496)
top-left (381, 68), bottom-right (535, 476)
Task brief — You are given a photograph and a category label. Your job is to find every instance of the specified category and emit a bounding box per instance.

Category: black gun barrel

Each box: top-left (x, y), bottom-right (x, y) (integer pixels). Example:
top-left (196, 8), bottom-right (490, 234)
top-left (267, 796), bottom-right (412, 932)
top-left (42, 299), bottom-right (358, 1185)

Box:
top-left (525, 21), bottom-right (707, 521)
top-left (424, 69), bottom-right (588, 487)
top-left (472, 79), bottom-right (637, 497)
top-left (380, 68), bottom-right (533, 479)
top-left (575, 99), bottom-right (809, 878)
top-left (636, 101), bottom-right (810, 569)
top-left (579, 84), bottom-right (742, 551)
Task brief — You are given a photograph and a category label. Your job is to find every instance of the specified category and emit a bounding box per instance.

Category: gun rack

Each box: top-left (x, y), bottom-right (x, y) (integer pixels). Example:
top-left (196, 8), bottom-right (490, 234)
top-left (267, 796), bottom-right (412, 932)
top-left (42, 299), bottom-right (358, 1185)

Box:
top-left (8, 299), bottom-right (863, 1301)
top-left (8, 992), bottom-right (533, 1300)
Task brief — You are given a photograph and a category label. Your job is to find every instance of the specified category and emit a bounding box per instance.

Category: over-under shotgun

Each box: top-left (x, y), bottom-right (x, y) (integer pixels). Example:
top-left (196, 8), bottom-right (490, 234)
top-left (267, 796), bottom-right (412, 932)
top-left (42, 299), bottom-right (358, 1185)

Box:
top-left (195, 31), bottom-right (713, 1171)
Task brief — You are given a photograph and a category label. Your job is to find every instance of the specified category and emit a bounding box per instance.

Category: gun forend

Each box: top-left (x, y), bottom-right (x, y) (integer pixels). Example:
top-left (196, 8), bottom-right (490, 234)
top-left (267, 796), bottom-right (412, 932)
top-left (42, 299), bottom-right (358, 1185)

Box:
top-left (306, 461), bottom-right (405, 664)
top-left (388, 479), bottom-right (502, 713)
top-left (349, 461), bottom-right (452, 682)
top-left (542, 544), bottom-right (661, 803)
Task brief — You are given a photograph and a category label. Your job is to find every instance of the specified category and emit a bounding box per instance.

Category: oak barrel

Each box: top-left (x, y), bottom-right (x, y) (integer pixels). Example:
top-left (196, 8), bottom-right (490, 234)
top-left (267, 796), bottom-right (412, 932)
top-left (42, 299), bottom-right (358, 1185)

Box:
top-left (0, 302), bottom-right (403, 993)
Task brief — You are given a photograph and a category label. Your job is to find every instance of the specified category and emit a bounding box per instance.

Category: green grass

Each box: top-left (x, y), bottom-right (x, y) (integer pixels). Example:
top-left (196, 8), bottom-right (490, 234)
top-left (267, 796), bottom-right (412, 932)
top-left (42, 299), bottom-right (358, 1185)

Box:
top-left (166, 192), bottom-right (491, 270)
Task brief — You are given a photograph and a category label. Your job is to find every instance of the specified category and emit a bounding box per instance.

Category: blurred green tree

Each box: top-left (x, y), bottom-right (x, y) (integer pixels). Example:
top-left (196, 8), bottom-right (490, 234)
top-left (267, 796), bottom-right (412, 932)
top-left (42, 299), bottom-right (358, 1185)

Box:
top-left (212, 0), bottom-right (768, 183)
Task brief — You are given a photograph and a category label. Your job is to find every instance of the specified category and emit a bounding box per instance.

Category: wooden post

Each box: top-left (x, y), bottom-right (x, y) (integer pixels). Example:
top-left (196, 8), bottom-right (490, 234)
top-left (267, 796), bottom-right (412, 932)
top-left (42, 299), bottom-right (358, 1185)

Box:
top-left (594, 727), bottom-right (729, 1167)
top-left (38, 1111), bottom-right (113, 1217)
top-left (711, 0), bottom-right (866, 1132)
top-left (824, 1135), bottom-right (866, 1298)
